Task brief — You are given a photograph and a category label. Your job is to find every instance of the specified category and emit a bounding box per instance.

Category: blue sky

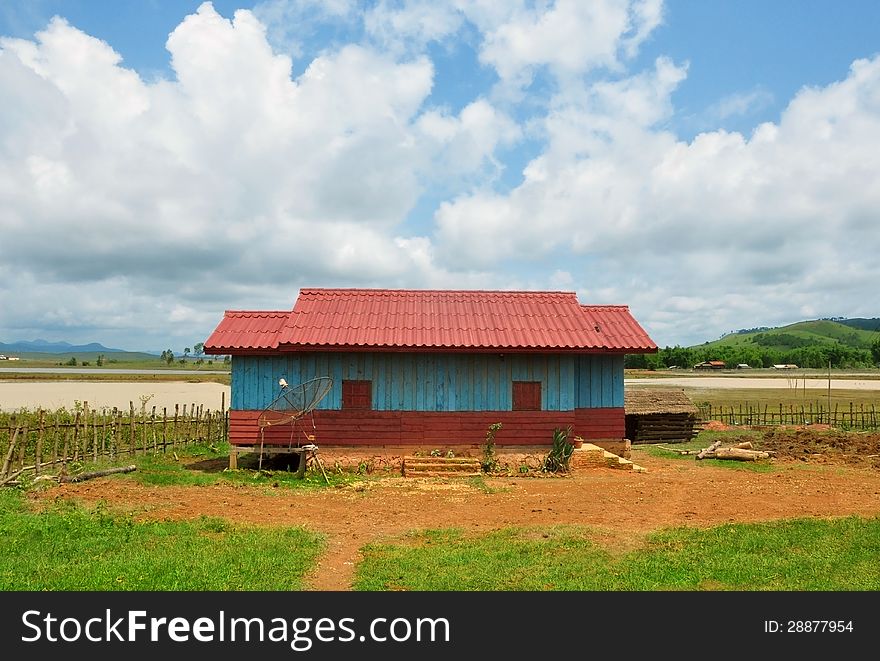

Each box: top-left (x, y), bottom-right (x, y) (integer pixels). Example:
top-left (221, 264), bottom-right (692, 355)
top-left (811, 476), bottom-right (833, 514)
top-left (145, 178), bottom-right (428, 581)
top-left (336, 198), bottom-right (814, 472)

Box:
top-left (1, 1), bottom-right (879, 352)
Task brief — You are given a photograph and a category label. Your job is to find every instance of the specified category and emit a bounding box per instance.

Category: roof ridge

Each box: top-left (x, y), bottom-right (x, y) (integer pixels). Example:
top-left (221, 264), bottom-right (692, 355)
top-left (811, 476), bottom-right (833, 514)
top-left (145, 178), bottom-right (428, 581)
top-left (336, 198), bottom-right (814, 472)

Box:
top-left (299, 288), bottom-right (578, 296)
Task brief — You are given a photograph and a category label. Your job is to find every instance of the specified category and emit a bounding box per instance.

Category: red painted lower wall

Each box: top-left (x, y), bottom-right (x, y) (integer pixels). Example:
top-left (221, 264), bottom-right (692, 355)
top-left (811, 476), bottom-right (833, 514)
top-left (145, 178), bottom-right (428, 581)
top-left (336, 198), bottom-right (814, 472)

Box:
top-left (229, 408), bottom-right (625, 447)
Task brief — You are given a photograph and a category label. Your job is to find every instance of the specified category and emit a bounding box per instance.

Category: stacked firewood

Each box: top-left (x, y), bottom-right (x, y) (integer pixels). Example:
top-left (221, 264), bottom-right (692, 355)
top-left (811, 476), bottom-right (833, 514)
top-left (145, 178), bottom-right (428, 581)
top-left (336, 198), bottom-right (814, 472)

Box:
top-left (697, 440), bottom-right (774, 461)
top-left (659, 439), bottom-right (775, 461)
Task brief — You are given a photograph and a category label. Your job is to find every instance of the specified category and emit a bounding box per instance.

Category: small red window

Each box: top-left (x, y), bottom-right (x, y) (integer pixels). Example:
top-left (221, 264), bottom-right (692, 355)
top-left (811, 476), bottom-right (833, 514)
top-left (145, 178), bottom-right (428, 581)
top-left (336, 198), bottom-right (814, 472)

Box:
top-left (343, 380), bottom-right (372, 410)
top-left (512, 381), bottom-right (541, 411)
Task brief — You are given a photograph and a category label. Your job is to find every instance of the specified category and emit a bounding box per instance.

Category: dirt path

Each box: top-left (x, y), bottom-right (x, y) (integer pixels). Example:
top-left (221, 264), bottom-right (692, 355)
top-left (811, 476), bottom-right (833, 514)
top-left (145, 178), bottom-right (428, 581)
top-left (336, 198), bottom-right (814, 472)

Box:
top-left (35, 454), bottom-right (880, 590)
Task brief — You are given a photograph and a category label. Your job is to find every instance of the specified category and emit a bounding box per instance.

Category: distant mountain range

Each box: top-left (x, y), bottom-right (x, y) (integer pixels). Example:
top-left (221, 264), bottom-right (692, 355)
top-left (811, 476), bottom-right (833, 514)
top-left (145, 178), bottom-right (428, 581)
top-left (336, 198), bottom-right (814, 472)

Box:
top-left (0, 339), bottom-right (128, 355)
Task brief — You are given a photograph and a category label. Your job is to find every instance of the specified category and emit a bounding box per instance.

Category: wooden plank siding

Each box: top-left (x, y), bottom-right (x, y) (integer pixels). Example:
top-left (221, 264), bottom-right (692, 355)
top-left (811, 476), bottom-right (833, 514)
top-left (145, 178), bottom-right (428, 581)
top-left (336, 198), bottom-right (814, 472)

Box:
top-left (229, 408), bottom-right (624, 447)
top-left (231, 353), bottom-right (624, 412)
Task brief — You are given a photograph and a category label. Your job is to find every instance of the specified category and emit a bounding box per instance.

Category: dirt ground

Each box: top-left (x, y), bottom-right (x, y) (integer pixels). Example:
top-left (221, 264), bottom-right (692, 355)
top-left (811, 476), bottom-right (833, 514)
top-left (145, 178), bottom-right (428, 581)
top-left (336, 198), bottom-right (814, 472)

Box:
top-left (32, 432), bottom-right (880, 591)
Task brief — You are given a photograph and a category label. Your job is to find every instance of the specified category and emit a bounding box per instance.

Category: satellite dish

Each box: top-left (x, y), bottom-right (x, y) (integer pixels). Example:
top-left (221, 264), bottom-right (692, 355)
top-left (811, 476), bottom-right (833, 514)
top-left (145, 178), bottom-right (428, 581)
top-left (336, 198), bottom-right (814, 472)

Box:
top-left (255, 376), bottom-right (333, 470)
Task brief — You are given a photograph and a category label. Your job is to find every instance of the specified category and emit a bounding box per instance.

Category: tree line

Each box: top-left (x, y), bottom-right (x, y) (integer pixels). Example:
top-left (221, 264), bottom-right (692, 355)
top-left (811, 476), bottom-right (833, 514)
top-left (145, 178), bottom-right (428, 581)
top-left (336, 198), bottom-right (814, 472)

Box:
top-left (159, 342), bottom-right (229, 366)
top-left (626, 338), bottom-right (880, 370)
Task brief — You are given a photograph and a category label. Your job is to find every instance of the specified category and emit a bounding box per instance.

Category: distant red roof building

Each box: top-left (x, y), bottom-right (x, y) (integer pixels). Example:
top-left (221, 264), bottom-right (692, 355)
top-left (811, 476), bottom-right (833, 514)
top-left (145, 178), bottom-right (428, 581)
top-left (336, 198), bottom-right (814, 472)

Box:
top-left (205, 288), bottom-right (656, 354)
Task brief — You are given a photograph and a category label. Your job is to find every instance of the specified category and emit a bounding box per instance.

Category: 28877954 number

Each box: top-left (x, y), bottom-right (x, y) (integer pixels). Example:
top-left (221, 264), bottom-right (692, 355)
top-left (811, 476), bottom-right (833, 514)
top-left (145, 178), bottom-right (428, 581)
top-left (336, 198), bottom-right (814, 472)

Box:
top-left (764, 620), bottom-right (853, 633)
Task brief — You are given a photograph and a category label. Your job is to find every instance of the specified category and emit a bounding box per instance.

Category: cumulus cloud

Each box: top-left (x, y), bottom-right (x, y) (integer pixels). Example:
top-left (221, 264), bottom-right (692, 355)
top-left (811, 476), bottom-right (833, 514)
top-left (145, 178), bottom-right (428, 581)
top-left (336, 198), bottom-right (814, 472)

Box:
top-left (1, 0), bottom-right (878, 351)
top-left (0, 2), bottom-right (518, 349)
top-left (434, 54), bottom-right (880, 343)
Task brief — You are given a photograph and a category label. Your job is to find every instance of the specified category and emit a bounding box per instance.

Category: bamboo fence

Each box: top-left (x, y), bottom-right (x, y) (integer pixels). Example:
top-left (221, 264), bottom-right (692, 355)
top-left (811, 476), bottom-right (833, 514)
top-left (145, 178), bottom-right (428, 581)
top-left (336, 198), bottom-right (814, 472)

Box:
top-left (1, 395), bottom-right (228, 483)
top-left (697, 401), bottom-right (879, 430)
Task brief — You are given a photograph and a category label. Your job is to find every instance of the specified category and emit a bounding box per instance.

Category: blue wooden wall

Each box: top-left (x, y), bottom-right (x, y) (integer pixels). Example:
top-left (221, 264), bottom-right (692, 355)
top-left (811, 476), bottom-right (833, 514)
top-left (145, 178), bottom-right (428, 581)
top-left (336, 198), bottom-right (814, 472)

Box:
top-left (231, 353), bottom-right (623, 411)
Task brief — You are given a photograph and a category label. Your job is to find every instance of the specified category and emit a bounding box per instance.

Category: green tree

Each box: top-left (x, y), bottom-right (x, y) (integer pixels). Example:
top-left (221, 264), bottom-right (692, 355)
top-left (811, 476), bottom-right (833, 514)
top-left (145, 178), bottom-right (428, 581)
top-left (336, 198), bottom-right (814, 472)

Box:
top-left (872, 337), bottom-right (880, 365)
top-left (193, 342), bottom-right (204, 356)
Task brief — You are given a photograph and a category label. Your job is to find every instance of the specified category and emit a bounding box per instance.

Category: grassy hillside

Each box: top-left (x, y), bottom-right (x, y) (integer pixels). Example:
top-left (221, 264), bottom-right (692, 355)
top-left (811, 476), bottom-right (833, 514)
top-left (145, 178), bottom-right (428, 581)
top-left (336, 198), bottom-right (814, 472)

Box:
top-left (703, 320), bottom-right (878, 351)
top-left (627, 318), bottom-right (879, 370)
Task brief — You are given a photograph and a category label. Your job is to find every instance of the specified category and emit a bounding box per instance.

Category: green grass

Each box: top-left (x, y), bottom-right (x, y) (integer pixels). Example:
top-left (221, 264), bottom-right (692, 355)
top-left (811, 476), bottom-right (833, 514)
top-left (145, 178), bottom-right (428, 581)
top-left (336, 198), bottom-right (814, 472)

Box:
top-left (0, 490), bottom-right (323, 590)
top-left (684, 388), bottom-right (880, 409)
top-left (26, 441), bottom-right (364, 491)
top-left (354, 518), bottom-right (880, 591)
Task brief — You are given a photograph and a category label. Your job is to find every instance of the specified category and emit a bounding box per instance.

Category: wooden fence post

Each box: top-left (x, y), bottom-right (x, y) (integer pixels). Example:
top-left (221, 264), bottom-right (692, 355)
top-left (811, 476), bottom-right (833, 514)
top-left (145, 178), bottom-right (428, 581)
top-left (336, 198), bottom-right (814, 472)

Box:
top-left (1, 427), bottom-right (19, 479)
top-left (151, 406), bottom-right (157, 452)
top-left (129, 402), bottom-right (135, 455)
top-left (112, 408), bottom-right (120, 459)
top-left (72, 413), bottom-right (80, 462)
top-left (93, 410), bottom-right (99, 462)
top-left (16, 425), bottom-right (28, 473)
top-left (173, 404), bottom-right (179, 448)
top-left (52, 414), bottom-right (59, 468)
top-left (82, 402), bottom-right (89, 461)
top-left (35, 411), bottom-right (45, 477)
top-left (61, 426), bottom-right (70, 468)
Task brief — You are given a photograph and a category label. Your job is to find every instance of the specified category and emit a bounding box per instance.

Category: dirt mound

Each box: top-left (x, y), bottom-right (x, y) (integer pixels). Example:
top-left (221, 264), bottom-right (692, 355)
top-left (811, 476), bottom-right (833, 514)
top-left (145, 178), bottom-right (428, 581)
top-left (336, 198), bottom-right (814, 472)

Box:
top-left (760, 428), bottom-right (880, 467)
top-left (703, 420), bottom-right (733, 431)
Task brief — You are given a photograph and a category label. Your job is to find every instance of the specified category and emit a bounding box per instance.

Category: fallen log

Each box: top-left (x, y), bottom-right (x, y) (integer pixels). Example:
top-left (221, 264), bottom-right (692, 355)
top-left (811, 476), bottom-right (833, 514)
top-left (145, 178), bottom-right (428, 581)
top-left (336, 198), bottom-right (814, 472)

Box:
top-left (733, 441), bottom-right (753, 450)
top-left (656, 446), bottom-right (700, 455)
top-left (696, 440), bottom-right (722, 460)
top-left (59, 465), bottom-right (137, 483)
top-left (712, 448), bottom-right (771, 461)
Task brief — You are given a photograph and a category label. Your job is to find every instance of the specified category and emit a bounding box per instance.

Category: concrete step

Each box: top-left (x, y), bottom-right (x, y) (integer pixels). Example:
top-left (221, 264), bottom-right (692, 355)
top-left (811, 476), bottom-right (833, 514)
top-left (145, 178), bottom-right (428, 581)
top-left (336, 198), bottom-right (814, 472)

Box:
top-left (402, 456), bottom-right (481, 477)
top-left (403, 455), bottom-right (480, 464)
top-left (404, 471), bottom-right (482, 478)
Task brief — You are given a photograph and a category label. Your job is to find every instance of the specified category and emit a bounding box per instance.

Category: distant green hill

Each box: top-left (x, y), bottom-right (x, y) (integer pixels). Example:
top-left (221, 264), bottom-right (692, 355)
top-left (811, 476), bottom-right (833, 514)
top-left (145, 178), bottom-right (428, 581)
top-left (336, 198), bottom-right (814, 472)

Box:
top-left (837, 318), bottom-right (880, 332)
top-left (704, 319), bottom-right (878, 352)
top-left (626, 318), bottom-right (879, 370)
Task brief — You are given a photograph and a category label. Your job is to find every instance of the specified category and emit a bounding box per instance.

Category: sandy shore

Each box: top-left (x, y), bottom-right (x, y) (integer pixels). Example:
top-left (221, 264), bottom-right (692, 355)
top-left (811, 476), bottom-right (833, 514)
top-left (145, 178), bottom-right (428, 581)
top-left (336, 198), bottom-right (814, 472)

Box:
top-left (626, 377), bottom-right (880, 390)
top-left (2, 376), bottom-right (878, 412)
top-left (0, 381), bottom-right (230, 412)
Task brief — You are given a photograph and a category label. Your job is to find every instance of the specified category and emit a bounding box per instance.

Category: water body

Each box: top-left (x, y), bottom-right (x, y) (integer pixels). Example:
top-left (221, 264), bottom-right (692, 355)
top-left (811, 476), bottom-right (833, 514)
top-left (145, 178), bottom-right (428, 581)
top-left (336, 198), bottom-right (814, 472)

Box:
top-left (0, 367), bottom-right (228, 375)
top-left (626, 377), bottom-right (880, 391)
top-left (0, 381), bottom-right (230, 412)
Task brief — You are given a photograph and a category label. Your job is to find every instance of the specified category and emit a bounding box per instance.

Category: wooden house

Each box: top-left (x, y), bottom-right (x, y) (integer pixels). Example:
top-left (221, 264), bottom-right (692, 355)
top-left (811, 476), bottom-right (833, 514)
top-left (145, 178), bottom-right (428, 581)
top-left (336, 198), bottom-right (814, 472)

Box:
top-left (204, 289), bottom-right (656, 462)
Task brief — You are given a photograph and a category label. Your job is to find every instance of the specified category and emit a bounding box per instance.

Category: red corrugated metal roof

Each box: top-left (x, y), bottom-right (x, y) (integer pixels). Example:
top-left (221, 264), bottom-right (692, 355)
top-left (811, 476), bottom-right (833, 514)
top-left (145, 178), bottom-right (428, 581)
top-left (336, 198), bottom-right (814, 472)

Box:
top-left (205, 289), bottom-right (656, 353)
top-left (204, 310), bottom-right (289, 352)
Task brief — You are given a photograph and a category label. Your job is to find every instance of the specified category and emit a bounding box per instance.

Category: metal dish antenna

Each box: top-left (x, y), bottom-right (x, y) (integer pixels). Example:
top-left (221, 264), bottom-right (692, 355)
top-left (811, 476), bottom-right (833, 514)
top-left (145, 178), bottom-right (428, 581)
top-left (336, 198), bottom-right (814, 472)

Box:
top-left (256, 376), bottom-right (333, 470)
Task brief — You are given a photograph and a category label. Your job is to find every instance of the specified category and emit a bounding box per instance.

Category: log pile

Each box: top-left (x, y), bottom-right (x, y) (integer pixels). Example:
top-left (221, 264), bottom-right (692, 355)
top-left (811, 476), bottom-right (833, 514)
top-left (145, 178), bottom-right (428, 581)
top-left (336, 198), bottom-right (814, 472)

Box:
top-left (695, 440), bottom-right (775, 462)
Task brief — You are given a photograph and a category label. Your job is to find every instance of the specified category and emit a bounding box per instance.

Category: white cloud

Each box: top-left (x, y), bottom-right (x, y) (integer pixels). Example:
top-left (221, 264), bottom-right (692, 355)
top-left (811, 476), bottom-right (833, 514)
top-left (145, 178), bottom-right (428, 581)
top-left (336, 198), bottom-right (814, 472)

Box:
top-left (434, 54), bottom-right (880, 344)
top-left (478, 0), bottom-right (656, 89)
top-left (0, 2), bottom-right (520, 350)
top-left (364, 0), bottom-right (464, 53)
top-left (2, 1), bottom-right (879, 352)
top-left (706, 87), bottom-right (775, 122)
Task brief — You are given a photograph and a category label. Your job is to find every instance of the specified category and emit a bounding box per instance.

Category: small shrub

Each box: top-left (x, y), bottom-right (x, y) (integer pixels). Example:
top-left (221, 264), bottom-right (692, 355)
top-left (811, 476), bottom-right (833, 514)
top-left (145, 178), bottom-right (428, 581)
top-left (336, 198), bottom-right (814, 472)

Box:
top-left (481, 422), bottom-right (503, 473)
top-left (542, 426), bottom-right (574, 473)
